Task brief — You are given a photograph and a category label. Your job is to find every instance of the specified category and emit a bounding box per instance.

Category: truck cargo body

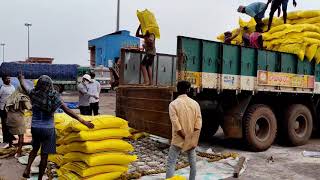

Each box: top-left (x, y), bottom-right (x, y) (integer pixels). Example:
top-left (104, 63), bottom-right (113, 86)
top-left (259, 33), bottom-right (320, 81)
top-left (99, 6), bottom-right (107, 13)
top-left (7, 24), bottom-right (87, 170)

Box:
top-left (0, 62), bottom-right (78, 91)
top-left (117, 36), bottom-right (320, 151)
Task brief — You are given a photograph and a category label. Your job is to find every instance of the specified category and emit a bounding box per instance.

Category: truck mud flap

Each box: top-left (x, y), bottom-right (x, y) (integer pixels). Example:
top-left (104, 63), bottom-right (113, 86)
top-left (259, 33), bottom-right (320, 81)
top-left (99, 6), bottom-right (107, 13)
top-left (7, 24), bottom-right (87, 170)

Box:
top-left (222, 96), bottom-right (252, 138)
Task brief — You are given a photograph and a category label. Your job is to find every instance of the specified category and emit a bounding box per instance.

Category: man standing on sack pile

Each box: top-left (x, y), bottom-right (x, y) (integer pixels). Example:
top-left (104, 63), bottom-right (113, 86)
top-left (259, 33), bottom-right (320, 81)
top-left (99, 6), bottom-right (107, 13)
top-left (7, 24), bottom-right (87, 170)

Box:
top-left (5, 85), bottom-right (32, 157)
top-left (267, 0), bottom-right (298, 31)
top-left (166, 81), bottom-right (202, 180)
top-left (88, 72), bottom-right (101, 116)
top-left (0, 75), bottom-right (16, 148)
top-left (78, 74), bottom-right (98, 115)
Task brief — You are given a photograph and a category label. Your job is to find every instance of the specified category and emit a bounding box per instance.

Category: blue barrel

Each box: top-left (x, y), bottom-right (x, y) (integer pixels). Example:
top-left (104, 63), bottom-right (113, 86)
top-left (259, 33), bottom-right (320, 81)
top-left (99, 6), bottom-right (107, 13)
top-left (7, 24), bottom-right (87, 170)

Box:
top-left (0, 62), bottom-right (78, 81)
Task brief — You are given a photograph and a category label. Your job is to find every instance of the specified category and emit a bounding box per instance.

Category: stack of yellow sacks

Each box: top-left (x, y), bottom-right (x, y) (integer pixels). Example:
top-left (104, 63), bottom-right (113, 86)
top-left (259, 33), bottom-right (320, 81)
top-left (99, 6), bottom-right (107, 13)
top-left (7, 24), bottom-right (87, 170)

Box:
top-left (50, 114), bottom-right (137, 180)
top-left (217, 10), bottom-right (320, 63)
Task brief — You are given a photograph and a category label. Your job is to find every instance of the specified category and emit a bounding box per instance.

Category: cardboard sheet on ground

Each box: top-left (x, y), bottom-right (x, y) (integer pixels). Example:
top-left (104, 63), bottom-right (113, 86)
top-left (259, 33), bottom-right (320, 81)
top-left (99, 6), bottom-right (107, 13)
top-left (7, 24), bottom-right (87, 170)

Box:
top-left (140, 157), bottom-right (247, 180)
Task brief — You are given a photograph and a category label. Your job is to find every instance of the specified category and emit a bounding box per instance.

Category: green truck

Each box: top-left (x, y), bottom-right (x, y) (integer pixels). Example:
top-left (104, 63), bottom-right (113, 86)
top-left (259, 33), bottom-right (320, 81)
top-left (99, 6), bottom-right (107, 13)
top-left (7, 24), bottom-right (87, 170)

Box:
top-left (116, 36), bottom-right (320, 151)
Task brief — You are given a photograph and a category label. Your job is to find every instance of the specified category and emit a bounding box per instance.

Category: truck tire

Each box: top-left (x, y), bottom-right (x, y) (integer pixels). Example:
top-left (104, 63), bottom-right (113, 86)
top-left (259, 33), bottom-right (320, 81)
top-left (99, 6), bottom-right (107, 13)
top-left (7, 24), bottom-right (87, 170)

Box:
top-left (199, 101), bottom-right (221, 140)
top-left (283, 104), bottom-right (313, 146)
top-left (200, 119), bottom-right (219, 140)
top-left (244, 104), bottom-right (277, 151)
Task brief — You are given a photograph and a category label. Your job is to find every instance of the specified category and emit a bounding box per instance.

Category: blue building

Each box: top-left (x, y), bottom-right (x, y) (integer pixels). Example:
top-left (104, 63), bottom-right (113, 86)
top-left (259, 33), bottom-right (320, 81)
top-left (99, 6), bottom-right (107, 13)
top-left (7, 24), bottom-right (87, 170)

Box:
top-left (88, 30), bottom-right (140, 67)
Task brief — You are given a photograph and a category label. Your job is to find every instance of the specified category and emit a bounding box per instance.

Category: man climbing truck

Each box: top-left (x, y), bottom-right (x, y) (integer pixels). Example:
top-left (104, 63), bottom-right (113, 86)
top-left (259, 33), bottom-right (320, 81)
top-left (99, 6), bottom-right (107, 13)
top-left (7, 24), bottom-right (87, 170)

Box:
top-left (117, 36), bottom-right (320, 152)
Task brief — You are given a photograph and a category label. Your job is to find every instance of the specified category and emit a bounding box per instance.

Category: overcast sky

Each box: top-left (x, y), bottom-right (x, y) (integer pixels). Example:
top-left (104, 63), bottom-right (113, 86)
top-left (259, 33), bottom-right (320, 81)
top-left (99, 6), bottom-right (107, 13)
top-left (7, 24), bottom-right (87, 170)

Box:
top-left (0, 0), bottom-right (319, 65)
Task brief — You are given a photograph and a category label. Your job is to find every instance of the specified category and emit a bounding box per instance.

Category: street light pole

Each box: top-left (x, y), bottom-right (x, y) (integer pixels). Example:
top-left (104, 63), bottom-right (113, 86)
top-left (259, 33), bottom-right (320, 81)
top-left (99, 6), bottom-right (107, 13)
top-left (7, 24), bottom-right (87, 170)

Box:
top-left (24, 23), bottom-right (32, 60)
top-left (0, 43), bottom-right (5, 62)
top-left (116, 0), bottom-right (120, 31)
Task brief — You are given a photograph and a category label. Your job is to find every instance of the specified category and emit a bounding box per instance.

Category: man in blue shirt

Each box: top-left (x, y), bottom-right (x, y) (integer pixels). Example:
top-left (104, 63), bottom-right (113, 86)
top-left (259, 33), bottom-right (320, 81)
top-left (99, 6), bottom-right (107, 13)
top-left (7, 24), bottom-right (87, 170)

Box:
top-left (267, 0), bottom-right (297, 31)
top-left (238, 1), bottom-right (272, 27)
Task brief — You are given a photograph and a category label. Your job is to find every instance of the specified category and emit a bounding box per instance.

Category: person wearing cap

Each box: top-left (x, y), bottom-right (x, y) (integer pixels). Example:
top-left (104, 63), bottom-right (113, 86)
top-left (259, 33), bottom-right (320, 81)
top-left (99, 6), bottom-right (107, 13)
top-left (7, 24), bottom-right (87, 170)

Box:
top-left (78, 74), bottom-right (98, 115)
top-left (237, 1), bottom-right (272, 26)
top-left (224, 28), bottom-right (241, 44)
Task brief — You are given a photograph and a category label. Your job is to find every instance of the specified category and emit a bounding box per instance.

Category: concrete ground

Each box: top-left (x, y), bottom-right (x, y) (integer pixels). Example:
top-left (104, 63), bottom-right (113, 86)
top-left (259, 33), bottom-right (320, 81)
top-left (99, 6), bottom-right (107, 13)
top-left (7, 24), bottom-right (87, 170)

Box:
top-left (1, 92), bottom-right (320, 180)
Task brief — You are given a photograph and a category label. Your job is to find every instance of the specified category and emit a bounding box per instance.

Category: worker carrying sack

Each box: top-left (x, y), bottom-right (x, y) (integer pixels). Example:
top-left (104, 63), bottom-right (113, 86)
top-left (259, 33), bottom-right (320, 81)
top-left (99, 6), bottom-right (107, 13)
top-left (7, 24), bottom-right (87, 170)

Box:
top-left (137, 9), bottom-right (160, 39)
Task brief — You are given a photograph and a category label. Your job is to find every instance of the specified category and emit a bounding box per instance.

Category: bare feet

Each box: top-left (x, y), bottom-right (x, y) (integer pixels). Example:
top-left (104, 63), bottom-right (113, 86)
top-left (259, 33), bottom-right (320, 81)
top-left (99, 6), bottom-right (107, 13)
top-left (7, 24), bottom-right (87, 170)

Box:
top-left (15, 150), bottom-right (22, 158)
top-left (142, 81), bottom-right (149, 86)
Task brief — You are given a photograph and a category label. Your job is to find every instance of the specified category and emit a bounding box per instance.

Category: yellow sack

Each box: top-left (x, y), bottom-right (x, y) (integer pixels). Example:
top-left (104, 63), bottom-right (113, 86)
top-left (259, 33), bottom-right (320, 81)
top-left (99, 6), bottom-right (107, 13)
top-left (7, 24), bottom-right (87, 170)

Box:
top-left (166, 175), bottom-right (187, 180)
top-left (286, 32), bottom-right (320, 40)
top-left (61, 162), bottom-right (127, 177)
top-left (130, 132), bottom-right (149, 140)
top-left (57, 169), bottom-right (80, 180)
top-left (69, 116), bottom-right (128, 132)
top-left (239, 18), bottom-right (247, 28)
top-left (137, 9), bottom-right (160, 39)
top-left (23, 111), bottom-right (32, 118)
top-left (268, 24), bottom-right (292, 34)
top-left (271, 45), bottom-right (281, 51)
top-left (278, 43), bottom-right (307, 60)
top-left (57, 139), bottom-right (134, 154)
top-left (84, 172), bottom-right (123, 180)
top-left (217, 33), bottom-right (224, 41)
top-left (59, 129), bottom-right (131, 144)
top-left (298, 10), bottom-right (320, 19)
top-left (239, 18), bottom-right (256, 28)
top-left (48, 154), bottom-right (64, 166)
top-left (315, 47), bottom-right (320, 64)
top-left (298, 16), bottom-right (320, 24)
top-left (129, 128), bottom-right (139, 134)
top-left (287, 11), bottom-right (303, 20)
top-left (265, 31), bottom-right (288, 41)
top-left (267, 38), bottom-right (303, 46)
top-left (301, 24), bottom-right (320, 34)
top-left (56, 115), bottom-right (128, 133)
top-left (63, 152), bottom-right (137, 166)
top-left (304, 37), bottom-right (320, 45)
top-left (54, 113), bottom-right (71, 124)
top-left (305, 44), bottom-right (318, 61)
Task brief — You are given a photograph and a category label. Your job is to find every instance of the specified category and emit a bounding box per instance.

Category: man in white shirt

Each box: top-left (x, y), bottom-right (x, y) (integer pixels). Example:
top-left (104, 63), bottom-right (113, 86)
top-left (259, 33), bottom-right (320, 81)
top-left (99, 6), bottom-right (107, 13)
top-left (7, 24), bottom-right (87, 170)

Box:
top-left (89, 72), bottom-right (101, 116)
top-left (0, 75), bottom-right (16, 147)
top-left (78, 74), bottom-right (97, 115)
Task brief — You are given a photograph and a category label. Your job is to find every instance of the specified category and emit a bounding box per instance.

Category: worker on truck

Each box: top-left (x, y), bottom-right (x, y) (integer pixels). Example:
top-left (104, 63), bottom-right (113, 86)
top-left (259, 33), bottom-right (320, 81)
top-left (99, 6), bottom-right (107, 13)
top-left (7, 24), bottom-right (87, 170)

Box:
top-left (267, 0), bottom-right (297, 31)
top-left (136, 25), bottom-right (156, 85)
top-left (237, 1), bottom-right (271, 27)
top-left (224, 29), bottom-right (241, 44)
top-left (243, 25), bottom-right (264, 49)
top-left (166, 81), bottom-right (202, 180)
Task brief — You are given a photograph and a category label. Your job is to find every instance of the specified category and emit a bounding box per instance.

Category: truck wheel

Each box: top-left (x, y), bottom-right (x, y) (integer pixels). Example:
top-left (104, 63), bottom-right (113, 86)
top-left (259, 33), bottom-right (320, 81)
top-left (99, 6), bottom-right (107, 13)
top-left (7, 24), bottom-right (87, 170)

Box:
top-left (244, 104), bottom-right (277, 151)
top-left (283, 104), bottom-right (313, 146)
top-left (200, 120), bottom-right (219, 140)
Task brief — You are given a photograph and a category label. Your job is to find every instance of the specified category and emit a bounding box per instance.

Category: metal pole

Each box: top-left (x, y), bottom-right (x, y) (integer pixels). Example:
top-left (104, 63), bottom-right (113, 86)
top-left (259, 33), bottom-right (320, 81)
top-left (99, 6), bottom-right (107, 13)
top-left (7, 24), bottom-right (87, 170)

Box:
top-left (116, 0), bottom-right (120, 31)
top-left (2, 45), bottom-right (4, 62)
top-left (27, 26), bottom-right (30, 59)
top-left (25, 23), bottom-right (32, 59)
top-left (0, 43), bottom-right (5, 62)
